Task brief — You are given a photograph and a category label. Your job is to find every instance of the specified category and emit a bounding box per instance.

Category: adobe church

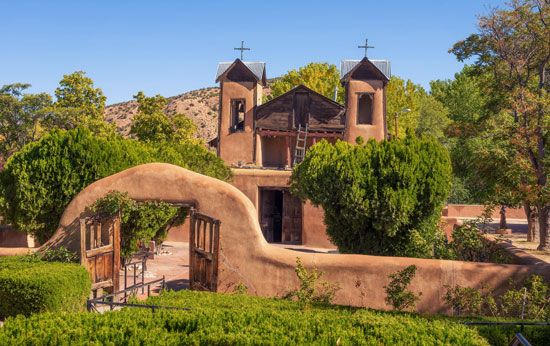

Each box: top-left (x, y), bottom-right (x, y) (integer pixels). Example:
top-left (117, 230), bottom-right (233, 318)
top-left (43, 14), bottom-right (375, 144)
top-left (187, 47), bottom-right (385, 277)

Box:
top-left (214, 53), bottom-right (391, 247)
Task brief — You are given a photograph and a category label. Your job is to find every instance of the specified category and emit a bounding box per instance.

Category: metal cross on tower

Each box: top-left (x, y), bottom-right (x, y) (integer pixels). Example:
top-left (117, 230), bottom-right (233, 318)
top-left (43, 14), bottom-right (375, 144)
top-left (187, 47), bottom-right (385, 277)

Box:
top-left (234, 41), bottom-right (250, 60)
top-left (358, 38), bottom-right (374, 57)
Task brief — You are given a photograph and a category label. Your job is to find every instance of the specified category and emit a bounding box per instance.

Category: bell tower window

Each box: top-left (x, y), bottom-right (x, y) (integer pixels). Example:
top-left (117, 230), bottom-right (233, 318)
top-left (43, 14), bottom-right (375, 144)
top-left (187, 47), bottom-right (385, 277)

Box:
top-left (357, 93), bottom-right (374, 125)
top-left (231, 99), bottom-right (245, 132)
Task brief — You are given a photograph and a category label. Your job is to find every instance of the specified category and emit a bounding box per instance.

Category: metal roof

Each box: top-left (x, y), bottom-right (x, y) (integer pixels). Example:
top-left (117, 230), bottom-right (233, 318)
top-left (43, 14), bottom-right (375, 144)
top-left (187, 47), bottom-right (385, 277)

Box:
top-left (215, 61), bottom-right (266, 82)
top-left (340, 59), bottom-right (391, 80)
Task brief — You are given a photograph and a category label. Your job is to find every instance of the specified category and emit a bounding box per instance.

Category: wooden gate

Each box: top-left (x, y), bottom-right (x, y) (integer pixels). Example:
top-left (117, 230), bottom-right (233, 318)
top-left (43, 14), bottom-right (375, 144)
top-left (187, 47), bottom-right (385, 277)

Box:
top-left (189, 209), bottom-right (220, 291)
top-left (80, 214), bottom-right (121, 297)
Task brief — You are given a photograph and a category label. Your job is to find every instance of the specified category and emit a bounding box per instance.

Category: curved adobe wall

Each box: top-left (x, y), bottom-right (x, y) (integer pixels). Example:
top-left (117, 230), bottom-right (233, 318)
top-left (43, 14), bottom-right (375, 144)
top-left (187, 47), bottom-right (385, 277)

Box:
top-left (43, 163), bottom-right (550, 314)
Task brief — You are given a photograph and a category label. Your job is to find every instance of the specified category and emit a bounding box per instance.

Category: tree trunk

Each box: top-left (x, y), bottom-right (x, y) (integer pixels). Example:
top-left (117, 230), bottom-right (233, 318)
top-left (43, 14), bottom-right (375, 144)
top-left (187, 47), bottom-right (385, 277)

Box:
top-left (537, 205), bottom-right (550, 251)
top-left (499, 206), bottom-right (507, 230)
top-left (524, 203), bottom-right (539, 243)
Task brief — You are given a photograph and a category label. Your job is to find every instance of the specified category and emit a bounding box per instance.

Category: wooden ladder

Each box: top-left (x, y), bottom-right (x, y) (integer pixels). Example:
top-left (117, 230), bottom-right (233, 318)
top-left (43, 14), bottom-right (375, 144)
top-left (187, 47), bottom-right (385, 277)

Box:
top-left (293, 123), bottom-right (309, 166)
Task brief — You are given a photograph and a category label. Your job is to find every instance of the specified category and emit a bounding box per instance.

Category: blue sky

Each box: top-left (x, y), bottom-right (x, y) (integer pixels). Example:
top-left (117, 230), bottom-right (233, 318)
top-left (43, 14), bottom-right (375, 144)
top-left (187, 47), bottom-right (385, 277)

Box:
top-left (1, 0), bottom-right (505, 104)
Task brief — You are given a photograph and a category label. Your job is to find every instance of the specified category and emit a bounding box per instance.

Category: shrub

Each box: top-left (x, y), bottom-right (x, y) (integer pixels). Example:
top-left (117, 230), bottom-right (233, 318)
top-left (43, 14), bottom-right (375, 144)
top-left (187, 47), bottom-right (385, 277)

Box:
top-left (291, 136), bottom-right (451, 257)
top-left (444, 285), bottom-right (497, 317)
top-left (0, 256), bottom-right (91, 318)
top-left (384, 265), bottom-right (422, 311)
top-left (92, 191), bottom-right (184, 260)
top-left (40, 246), bottom-right (79, 263)
top-left (0, 128), bottom-right (231, 243)
top-left (284, 257), bottom-right (339, 308)
top-left (450, 221), bottom-right (515, 263)
top-left (0, 290), bottom-right (489, 345)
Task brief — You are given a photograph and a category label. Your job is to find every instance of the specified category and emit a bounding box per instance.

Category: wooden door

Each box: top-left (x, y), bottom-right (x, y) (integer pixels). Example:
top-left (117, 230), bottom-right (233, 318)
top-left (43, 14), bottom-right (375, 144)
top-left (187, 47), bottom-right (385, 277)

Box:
top-left (282, 191), bottom-right (303, 243)
top-left (80, 214), bottom-right (121, 297)
top-left (189, 209), bottom-right (220, 291)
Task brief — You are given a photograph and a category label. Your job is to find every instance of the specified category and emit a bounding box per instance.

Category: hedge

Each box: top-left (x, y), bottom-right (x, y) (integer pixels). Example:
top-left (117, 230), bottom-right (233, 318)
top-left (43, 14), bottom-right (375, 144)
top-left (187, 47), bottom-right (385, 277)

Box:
top-left (0, 256), bottom-right (91, 318)
top-left (0, 290), bottom-right (489, 345)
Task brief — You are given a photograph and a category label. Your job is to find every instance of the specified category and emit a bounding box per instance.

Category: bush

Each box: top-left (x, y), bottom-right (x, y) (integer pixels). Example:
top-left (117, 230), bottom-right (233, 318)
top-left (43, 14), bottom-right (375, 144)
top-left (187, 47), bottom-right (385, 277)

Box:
top-left (40, 246), bottom-right (79, 263)
top-left (284, 257), bottom-right (339, 308)
top-left (0, 290), bottom-right (489, 345)
top-left (384, 265), bottom-right (421, 311)
top-left (450, 221), bottom-right (515, 263)
top-left (291, 136), bottom-right (452, 257)
top-left (0, 256), bottom-right (91, 318)
top-left (92, 191), bottom-right (185, 260)
top-left (0, 128), bottom-right (231, 243)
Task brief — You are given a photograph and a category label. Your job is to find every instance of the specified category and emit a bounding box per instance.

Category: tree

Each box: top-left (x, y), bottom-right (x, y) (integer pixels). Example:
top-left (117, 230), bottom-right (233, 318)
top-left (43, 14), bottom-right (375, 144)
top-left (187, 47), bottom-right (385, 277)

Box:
top-left (130, 91), bottom-right (197, 143)
top-left (451, 0), bottom-right (549, 250)
top-left (0, 84), bottom-right (52, 165)
top-left (386, 77), bottom-right (426, 139)
top-left (268, 63), bottom-right (344, 104)
top-left (291, 136), bottom-right (452, 258)
top-left (415, 95), bottom-right (451, 141)
top-left (45, 71), bottom-right (113, 135)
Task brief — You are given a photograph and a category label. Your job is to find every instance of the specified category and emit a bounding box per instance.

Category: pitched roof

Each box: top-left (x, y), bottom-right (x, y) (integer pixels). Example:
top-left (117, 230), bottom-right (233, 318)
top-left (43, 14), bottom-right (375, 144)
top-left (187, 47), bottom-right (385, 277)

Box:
top-left (255, 84), bottom-right (345, 112)
top-left (340, 58), bottom-right (391, 81)
top-left (215, 59), bottom-right (266, 85)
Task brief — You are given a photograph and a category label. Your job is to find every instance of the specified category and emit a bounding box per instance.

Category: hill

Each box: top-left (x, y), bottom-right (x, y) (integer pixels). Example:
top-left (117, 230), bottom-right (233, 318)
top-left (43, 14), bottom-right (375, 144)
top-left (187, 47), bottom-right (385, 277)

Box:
top-left (105, 84), bottom-right (273, 144)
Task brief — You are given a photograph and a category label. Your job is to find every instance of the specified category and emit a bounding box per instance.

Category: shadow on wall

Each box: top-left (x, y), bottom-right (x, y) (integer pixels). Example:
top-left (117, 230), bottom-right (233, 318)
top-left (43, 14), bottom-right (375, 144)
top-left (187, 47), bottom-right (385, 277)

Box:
top-left (42, 163), bottom-right (550, 314)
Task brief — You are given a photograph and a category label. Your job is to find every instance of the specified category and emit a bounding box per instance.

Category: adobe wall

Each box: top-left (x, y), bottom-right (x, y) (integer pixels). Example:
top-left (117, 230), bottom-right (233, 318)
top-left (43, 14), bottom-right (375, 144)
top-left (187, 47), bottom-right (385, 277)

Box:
top-left (444, 204), bottom-right (526, 220)
top-left (44, 164), bottom-right (550, 314)
top-left (344, 79), bottom-right (385, 143)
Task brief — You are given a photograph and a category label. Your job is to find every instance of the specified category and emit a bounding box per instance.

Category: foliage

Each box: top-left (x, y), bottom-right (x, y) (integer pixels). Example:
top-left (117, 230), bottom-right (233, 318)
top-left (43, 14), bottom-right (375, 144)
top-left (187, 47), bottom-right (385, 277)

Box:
top-left (384, 265), bottom-right (421, 311)
top-left (0, 289), bottom-right (490, 345)
top-left (415, 95), bottom-right (451, 141)
top-left (45, 71), bottom-right (114, 136)
top-left (449, 221), bottom-right (515, 263)
top-left (444, 275), bottom-right (549, 321)
top-left (40, 246), bottom-right (79, 263)
top-left (500, 275), bottom-right (549, 320)
top-left (444, 285), bottom-right (497, 317)
top-left (385, 76), bottom-right (427, 138)
top-left (268, 63), bottom-right (345, 104)
top-left (291, 136), bottom-right (452, 257)
top-left (450, 0), bottom-right (549, 250)
top-left (0, 128), bottom-right (231, 242)
top-left (92, 191), bottom-right (184, 260)
top-left (0, 256), bottom-right (90, 318)
top-left (130, 91), bottom-right (197, 143)
top-left (0, 84), bottom-right (52, 163)
top-left (284, 257), bottom-right (339, 308)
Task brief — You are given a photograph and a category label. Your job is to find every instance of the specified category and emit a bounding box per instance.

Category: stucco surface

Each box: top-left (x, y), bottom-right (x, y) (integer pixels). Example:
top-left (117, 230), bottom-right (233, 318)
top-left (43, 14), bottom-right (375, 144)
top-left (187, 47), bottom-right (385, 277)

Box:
top-left (44, 163), bottom-right (550, 314)
top-left (344, 79), bottom-right (385, 142)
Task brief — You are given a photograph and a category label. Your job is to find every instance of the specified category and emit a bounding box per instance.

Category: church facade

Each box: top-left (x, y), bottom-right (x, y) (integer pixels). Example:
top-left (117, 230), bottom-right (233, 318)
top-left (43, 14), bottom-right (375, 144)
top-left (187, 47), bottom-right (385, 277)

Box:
top-left (215, 57), bottom-right (391, 247)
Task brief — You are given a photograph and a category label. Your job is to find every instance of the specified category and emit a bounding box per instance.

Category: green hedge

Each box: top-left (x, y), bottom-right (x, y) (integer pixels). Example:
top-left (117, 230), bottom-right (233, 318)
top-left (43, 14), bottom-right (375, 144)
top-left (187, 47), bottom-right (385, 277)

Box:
top-left (0, 256), bottom-right (91, 318)
top-left (0, 290), bottom-right (488, 345)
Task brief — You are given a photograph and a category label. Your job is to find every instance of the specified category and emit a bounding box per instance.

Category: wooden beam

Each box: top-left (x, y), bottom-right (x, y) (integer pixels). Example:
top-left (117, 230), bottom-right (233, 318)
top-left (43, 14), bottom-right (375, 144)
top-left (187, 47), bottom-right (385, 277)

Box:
top-left (257, 128), bottom-right (343, 138)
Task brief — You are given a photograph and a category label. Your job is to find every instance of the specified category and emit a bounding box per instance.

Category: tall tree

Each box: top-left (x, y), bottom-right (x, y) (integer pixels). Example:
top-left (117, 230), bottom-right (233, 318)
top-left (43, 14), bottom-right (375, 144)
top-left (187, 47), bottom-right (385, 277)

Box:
top-left (268, 63), bottom-right (345, 104)
top-left (451, 0), bottom-right (549, 250)
top-left (385, 77), bottom-right (426, 138)
top-left (0, 84), bottom-right (52, 165)
top-left (130, 91), bottom-right (197, 143)
top-left (45, 71), bottom-right (113, 135)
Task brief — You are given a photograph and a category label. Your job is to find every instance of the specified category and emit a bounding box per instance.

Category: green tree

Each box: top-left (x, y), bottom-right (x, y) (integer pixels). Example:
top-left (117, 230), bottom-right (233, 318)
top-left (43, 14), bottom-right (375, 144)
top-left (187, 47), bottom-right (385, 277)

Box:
top-left (450, 0), bottom-right (549, 249)
top-left (291, 136), bottom-right (452, 257)
top-left (415, 95), bottom-right (450, 141)
top-left (268, 63), bottom-right (344, 104)
top-left (45, 71), bottom-right (113, 135)
top-left (386, 77), bottom-right (426, 139)
top-left (0, 84), bottom-right (52, 164)
top-left (130, 91), bottom-right (197, 143)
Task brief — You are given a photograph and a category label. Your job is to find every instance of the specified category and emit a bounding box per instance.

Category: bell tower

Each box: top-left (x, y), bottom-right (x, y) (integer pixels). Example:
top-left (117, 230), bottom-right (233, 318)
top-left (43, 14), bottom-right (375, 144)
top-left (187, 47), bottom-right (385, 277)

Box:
top-left (340, 57), bottom-right (390, 143)
top-left (215, 59), bottom-right (266, 166)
